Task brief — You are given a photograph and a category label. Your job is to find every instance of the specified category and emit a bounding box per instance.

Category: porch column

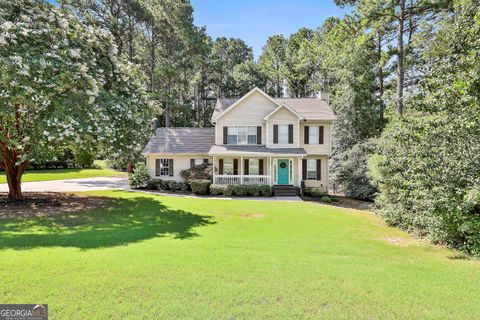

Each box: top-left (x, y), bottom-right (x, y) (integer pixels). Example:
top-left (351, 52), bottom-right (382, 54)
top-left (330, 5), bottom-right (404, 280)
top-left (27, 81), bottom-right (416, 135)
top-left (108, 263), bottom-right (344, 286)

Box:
top-left (298, 156), bottom-right (303, 187)
top-left (269, 156), bottom-right (273, 186)
top-left (212, 156), bottom-right (216, 184)
top-left (240, 156), bottom-right (244, 185)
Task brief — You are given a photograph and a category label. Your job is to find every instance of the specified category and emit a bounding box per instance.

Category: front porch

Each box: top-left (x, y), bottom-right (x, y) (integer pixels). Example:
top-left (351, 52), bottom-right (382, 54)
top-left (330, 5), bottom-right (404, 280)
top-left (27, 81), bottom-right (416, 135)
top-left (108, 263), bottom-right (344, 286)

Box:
top-left (212, 156), bottom-right (302, 186)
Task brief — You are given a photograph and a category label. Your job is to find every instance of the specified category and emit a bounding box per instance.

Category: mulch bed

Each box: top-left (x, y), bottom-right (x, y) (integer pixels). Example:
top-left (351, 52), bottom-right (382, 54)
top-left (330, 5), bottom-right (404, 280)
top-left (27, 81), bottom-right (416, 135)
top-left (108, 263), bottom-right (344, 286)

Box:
top-left (0, 192), bottom-right (109, 219)
top-left (302, 195), bottom-right (375, 211)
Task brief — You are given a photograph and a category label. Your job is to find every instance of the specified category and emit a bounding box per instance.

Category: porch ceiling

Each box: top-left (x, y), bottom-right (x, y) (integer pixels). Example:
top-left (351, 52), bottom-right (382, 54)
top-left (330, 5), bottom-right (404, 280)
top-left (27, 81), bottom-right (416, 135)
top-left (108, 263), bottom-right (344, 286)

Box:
top-left (208, 145), bottom-right (307, 156)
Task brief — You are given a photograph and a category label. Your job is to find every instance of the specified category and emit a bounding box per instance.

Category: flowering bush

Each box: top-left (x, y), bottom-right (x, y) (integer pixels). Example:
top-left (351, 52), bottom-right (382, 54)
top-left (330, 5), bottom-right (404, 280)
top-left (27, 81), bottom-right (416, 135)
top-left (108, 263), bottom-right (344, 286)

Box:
top-left (0, 0), bottom-right (156, 199)
top-left (128, 163), bottom-right (150, 189)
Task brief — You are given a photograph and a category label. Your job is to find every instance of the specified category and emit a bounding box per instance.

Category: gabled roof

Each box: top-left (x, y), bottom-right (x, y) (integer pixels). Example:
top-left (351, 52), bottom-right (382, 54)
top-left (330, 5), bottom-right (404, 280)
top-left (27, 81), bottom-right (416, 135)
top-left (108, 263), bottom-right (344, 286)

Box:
top-left (212, 87), bottom-right (279, 121)
top-left (212, 94), bottom-right (337, 122)
top-left (142, 127), bottom-right (215, 155)
top-left (263, 103), bottom-right (304, 120)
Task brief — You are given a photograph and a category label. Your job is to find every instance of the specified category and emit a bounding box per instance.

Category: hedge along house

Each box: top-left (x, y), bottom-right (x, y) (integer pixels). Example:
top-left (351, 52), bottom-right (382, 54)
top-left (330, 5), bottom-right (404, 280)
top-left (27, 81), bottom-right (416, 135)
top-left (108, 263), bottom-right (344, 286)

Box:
top-left (142, 88), bottom-right (336, 195)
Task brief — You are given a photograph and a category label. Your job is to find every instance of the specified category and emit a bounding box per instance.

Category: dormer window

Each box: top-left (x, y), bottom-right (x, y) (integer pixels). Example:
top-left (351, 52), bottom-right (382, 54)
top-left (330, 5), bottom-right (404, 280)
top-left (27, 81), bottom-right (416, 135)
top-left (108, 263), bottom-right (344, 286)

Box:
top-left (225, 126), bottom-right (259, 145)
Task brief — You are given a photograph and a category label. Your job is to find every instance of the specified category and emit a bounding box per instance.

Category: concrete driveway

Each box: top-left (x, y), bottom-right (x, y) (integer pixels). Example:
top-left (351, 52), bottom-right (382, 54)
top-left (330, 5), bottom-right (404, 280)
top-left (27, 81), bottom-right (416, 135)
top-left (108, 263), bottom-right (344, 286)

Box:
top-left (0, 177), bottom-right (128, 193)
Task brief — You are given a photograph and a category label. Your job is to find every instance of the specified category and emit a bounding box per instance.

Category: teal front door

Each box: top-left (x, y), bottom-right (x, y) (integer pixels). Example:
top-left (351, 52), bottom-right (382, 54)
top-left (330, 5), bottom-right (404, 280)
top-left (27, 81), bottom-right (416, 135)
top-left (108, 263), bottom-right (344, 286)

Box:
top-left (277, 159), bottom-right (289, 185)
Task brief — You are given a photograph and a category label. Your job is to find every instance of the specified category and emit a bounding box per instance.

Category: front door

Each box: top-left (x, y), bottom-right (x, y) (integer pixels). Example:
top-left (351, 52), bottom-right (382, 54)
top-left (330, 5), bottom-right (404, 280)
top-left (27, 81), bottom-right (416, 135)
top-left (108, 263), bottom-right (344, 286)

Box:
top-left (277, 159), bottom-right (289, 185)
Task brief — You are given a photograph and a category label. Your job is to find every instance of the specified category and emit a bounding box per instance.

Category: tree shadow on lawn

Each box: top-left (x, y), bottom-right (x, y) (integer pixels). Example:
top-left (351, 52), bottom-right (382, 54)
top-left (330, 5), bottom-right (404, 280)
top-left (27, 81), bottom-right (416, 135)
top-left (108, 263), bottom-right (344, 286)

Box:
top-left (0, 196), bottom-right (215, 250)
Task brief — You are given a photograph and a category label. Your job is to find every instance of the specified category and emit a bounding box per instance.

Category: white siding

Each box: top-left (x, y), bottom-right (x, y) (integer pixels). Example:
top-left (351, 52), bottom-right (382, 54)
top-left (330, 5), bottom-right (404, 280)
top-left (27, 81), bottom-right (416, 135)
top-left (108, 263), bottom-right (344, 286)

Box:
top-left (299, 121), bottom-right (332, 155)
top-left (146, 154), bottom-right (212, 182)
top-left (302, 155), bottom-right (329, 191)
top-left (214, 91), bottom-right (277, 145)
top-left (266, 107), bottom-right (299, 148)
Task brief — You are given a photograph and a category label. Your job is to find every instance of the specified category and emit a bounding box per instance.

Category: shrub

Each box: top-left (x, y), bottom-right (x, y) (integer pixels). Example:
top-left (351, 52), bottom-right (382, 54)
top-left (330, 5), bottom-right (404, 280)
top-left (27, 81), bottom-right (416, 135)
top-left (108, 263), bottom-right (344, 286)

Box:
top-left (160, 180), bottom-right (170, 190)
top-left (259, 185), bottom-right (273, 197)
top-left (210, 184), bottom-right (228, 196)
top-left (190, 179), bottom-right (211, 195)
top-left (168, 181), bottom-right (178, 191)
top-left (128, 163), bottom-right (150, 189)
top-left (320, 196), bottom-right (333, 203)
top-left (232, 185), bottom-right (248, 196)
top-left (177, 182), bottom-right (190, 192)
top-left (146, 179), bottom-right (162, 190)
top-left (224, 185), bottom-right (235, 197)
top-left (246, 185), bottom-right (261, 197)
top-left (74, 148), bottom-right (95, 168)
top-left (180, 164), bottom-right (213, 182)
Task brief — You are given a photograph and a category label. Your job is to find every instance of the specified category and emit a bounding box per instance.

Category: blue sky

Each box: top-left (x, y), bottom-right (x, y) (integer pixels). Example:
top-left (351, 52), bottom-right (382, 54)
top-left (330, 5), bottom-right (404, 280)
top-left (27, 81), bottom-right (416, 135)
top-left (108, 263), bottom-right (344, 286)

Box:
top-left (190, 0), bottom-right (347, 59)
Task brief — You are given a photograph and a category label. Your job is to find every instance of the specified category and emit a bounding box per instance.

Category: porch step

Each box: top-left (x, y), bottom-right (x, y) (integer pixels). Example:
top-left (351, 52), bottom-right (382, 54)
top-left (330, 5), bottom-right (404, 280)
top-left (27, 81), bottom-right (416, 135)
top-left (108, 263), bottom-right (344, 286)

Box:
top-left (273, 185), bottom-right (299, 196)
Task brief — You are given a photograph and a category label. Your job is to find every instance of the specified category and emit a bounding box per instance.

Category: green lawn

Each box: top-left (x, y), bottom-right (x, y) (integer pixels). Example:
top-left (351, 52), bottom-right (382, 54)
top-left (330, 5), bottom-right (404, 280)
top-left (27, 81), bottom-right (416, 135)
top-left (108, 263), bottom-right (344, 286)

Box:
top-left (0, 160), bottom-right (123, 183)
top-left (0, 191), bottom-right (479, 319)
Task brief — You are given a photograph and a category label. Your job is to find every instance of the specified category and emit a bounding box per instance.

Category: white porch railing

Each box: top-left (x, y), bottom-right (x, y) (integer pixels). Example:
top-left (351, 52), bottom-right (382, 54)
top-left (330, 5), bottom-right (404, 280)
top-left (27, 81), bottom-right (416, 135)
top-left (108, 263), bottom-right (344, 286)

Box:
top-left (214, 175), bottom-right (271, 185)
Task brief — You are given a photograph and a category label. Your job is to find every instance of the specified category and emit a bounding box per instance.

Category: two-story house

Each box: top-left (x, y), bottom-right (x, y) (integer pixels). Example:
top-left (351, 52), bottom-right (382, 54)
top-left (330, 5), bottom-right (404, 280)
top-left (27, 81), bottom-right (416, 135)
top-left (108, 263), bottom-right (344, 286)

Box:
top-left (142, 87), bottom-right (336, 195)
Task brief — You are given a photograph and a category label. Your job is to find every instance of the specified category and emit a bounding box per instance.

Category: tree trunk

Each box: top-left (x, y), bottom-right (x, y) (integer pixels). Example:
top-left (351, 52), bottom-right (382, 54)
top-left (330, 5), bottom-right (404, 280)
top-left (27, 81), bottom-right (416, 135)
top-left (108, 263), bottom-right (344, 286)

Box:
top-left (377, 31), bottom-right (385, 122)
top-left (127, 161), bottom-right (135, 173)
top-left (2, 148), bottom-right (28, 200)
top-left (396, 0), bottom-right (406, 117)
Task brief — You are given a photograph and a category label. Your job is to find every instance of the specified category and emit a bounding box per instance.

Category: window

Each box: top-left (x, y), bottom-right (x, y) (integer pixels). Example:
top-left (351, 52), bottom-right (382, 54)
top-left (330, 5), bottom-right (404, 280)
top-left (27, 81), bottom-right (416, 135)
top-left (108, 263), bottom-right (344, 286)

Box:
top-left (307, 159), bottom-right (317, 180)
top-left (249, 159), bottom-right (259, 175)
top-left (278, 124), bottom-right (288, 144)
top-left (309, 126), bottom-right (319, 144)
top-left (224, 158), bottom-right (234, 175)
top-left (227, 127), bottom-right (238, 144)
top-left (227, 126), bottom-right (257, 145)
top-left (248, 127), bottom-right (257, 144)
top-left (194, 159), bottom-right (204, 166)
top-left (160, 159), bottom-right (171, 176)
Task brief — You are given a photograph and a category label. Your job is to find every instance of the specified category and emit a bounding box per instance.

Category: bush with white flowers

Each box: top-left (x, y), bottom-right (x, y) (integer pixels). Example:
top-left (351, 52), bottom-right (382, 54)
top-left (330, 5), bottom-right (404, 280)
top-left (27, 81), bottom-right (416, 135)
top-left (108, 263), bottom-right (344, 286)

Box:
top-left (0, 0), bottom-right (156, 199)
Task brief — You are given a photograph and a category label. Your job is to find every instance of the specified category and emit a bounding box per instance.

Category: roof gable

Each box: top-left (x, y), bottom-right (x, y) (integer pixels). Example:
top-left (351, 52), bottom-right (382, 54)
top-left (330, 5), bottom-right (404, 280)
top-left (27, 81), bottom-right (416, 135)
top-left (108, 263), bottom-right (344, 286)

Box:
top-left (263, 103), bottom-right (304, 120)
top-left (212, 87), bottom-right (279, 121)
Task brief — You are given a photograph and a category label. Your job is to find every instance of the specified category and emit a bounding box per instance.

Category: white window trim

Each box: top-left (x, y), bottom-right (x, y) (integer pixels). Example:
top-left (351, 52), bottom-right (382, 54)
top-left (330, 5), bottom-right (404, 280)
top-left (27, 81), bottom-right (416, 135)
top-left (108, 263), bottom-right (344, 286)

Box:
top-left (227, 126), bottom-right (258, 145)
top-left (309, 126), bottom-right (320, 145)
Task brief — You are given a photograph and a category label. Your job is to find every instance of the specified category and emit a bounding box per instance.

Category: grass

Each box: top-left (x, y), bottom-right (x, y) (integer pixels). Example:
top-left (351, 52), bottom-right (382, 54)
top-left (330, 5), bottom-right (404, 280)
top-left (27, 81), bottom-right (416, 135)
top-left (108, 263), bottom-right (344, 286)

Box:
top-left (0, 160), bottom-right (122, 183)
top-left (0, 191), bottom-right (479, 319)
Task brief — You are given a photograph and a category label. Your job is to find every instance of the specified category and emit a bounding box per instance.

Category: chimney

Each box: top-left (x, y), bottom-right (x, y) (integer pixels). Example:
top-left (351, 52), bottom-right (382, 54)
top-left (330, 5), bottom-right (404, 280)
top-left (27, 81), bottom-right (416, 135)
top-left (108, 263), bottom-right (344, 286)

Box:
top-left (318, 91), bottom-right (329, 104)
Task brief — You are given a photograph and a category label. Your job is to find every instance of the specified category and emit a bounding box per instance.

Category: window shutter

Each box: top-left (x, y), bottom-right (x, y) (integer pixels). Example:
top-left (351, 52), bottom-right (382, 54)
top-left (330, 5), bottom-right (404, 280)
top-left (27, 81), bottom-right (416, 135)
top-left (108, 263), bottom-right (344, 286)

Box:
top-left (302, 159), bottom-right (307, 180)
top-left (304, 126), bottom-right (309, 144)
top-left (155, 159), bottom-right (160, 176)
top-left (233, 159), bottom-right (238, 175)
top-left (288, 124), bottom-right (293, 144)
top-left (244, 159), bottom-right (249, 175)
top-left (273, 125), bottom-right (278, 144)
top-left (223, 126), bottom-right (228, 144)
top-left (190, 159), bottom-right (195, 168)
top-left (219, 159), bottom-right (224, 174)
top-left (316, 159), bottom-right (321, 180)
top-left (203, 158), bottom-right (208, 164)
top-left (259, 159), bottom-right (264, 175)
top-left (257, 126), bottom-right (262, 144)
top-left (169, 159), bottom-right (174, 176)
top-left (319, 126), bottom-right (324, 144)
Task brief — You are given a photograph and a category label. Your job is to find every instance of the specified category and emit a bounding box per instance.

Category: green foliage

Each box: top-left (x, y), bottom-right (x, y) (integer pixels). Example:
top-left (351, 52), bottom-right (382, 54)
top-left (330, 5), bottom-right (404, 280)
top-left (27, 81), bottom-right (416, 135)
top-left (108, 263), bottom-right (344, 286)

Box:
top-left (374, 0), bottom-right (480, 256)
top-left (146, 179), bottom-right (163, 190)
top-left (180, 164), bottom-right (212, 182)
top-left (168, 181), bottom-right (178, 191)
top-left (128, 163), bottom-right (150, 189)
top-left (189, 179), bottom-right (211, 195)
top-left (320, 196), bottom-right (333, 203)
top-left (210, 184), bottom-right (228, 196)
top-left (74, 149), bottom-right (95, 168)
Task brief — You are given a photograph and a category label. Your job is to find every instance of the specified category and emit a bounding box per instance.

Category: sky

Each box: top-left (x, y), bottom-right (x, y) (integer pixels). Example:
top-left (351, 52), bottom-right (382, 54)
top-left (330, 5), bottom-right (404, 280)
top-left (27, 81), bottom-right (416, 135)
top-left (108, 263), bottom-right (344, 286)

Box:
top-left (190, 0), bottom-right (347, 59)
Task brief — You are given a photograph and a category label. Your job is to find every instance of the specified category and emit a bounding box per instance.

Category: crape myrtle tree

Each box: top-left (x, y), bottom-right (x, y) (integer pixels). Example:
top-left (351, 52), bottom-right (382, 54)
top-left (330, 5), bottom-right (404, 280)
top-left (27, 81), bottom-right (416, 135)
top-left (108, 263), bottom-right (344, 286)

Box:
top-left (0, 0), bottom-right (155, 200)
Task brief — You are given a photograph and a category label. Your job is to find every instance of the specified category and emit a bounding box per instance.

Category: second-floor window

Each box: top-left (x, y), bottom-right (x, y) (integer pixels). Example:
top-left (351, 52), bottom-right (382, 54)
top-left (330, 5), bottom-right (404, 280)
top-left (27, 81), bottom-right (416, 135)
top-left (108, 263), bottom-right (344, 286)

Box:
top-left (278, 124), bottom-right (289, 144)
top-left (227, 126), bottom-right (257, 145)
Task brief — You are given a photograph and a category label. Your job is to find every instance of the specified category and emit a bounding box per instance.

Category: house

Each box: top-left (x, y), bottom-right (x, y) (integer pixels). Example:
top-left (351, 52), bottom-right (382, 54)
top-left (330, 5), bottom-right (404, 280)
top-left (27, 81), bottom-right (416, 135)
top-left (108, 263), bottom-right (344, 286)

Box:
top-left (142, 87), bottom-right (336, 195)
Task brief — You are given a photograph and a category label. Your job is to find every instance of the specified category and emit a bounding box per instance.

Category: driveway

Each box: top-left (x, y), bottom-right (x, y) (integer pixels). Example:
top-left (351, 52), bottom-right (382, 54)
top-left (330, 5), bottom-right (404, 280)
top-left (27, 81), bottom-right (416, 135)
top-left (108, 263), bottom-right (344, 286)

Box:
top-left (0, 177), bottom-right (128, 193)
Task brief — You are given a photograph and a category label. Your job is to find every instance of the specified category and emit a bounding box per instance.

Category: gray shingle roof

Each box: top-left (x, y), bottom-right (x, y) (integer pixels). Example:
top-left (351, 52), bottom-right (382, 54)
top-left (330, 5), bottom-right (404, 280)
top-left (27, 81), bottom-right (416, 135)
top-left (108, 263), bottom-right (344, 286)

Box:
top-left (209, 145), bottom-right (307, 156)
top-left (142, 127), bottom-right (215, 154)
top-left (212, 97), bottom-right (336, 121)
